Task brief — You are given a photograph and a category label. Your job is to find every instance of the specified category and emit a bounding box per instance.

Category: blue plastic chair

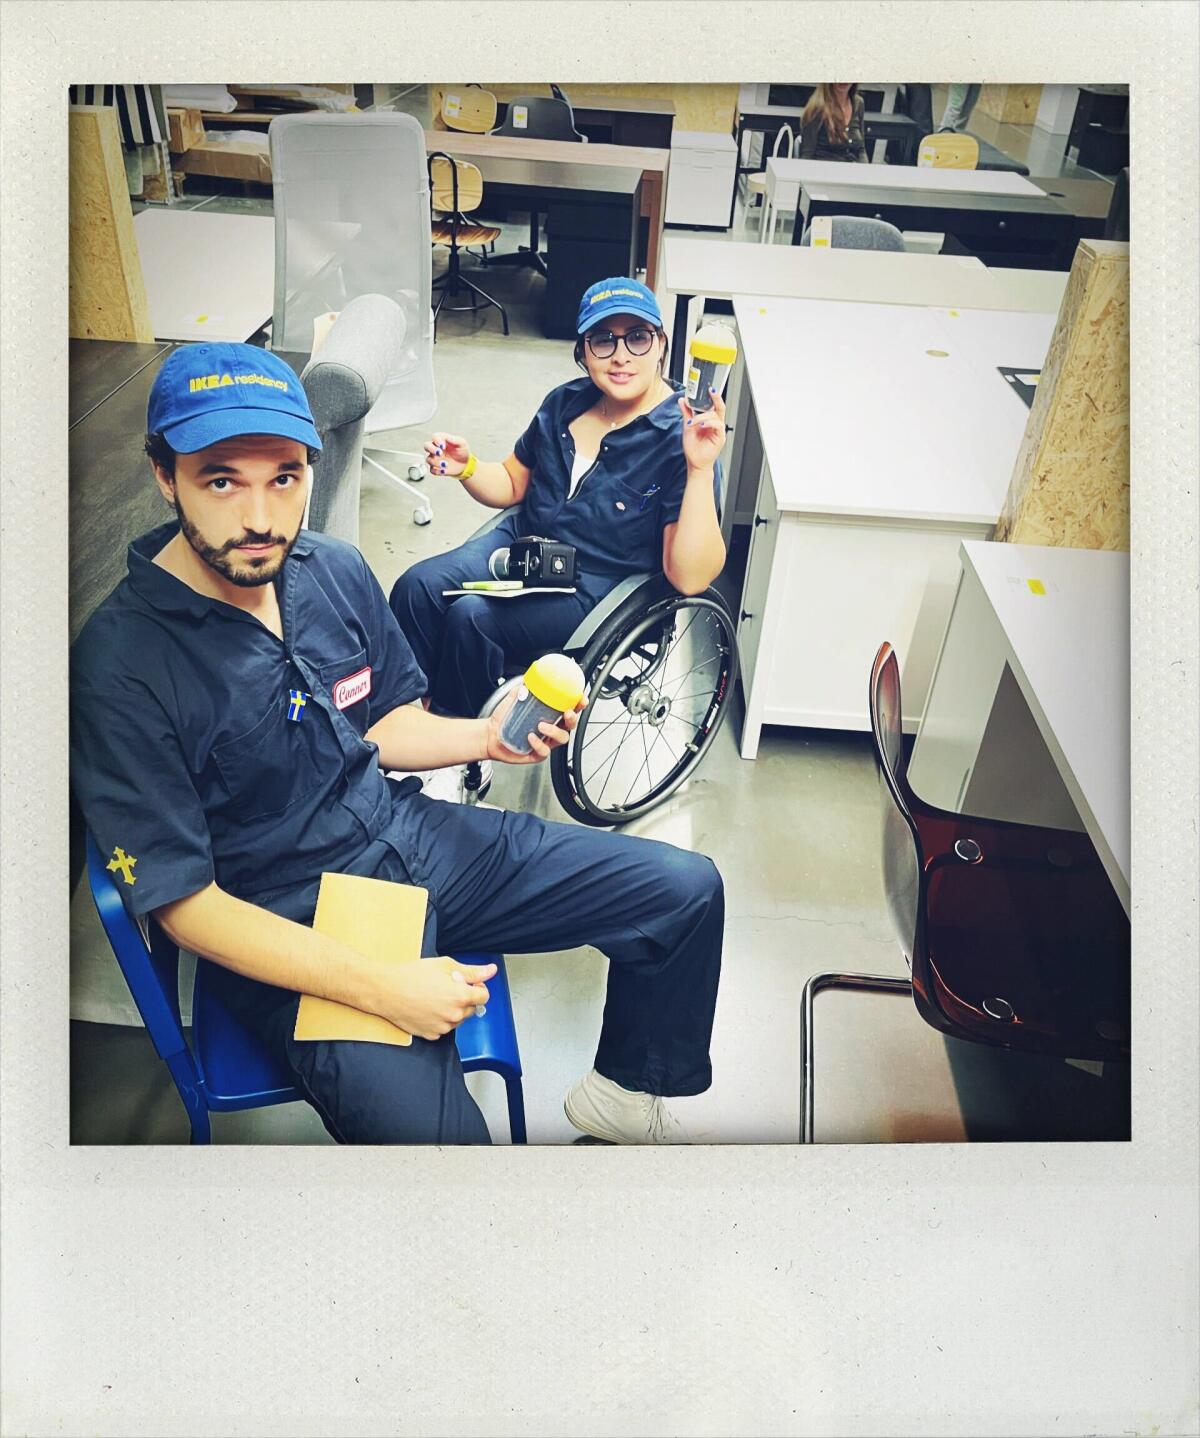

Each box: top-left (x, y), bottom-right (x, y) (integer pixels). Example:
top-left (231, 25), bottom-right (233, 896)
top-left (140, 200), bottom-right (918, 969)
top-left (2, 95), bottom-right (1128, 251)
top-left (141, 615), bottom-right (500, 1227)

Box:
top-left (84, 833), bottom-right (526, 1144)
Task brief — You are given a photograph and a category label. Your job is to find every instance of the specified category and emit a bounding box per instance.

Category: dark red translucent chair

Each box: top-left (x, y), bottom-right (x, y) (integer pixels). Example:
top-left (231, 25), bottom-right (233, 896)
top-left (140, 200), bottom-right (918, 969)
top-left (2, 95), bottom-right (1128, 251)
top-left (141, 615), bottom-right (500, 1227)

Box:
top-left (799, 642), bottom-right (1131, 1143)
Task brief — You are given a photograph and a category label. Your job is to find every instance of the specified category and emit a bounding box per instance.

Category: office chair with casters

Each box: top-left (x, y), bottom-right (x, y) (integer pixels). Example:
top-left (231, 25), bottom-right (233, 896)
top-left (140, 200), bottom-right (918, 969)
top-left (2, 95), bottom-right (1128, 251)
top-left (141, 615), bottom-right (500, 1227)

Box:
top-left (918, 131), bottom-right (980, 169)
top-left (436, 84), bottom-right (498, 134)
top-left (84, 831), bottom-right (527, 1144)
top-left (488, 94), bottom-right (586, 275)
top-left (798, 643), bottom-right (1131, 1143)
top-left (428, 153), bottom-right (509, 336)
top-left (270, 112), bottom-right (437, 526)
top-left (799, 215), bottom-right (906, 251)
top-left (455, 508), bottom-right (740, 826)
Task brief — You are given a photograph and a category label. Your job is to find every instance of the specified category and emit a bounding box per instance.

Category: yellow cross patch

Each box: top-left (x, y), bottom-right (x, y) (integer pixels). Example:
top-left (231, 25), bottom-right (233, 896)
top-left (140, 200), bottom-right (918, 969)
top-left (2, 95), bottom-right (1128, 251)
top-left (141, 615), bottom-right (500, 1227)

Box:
top-left (107, 846), bottom-right (138, 885)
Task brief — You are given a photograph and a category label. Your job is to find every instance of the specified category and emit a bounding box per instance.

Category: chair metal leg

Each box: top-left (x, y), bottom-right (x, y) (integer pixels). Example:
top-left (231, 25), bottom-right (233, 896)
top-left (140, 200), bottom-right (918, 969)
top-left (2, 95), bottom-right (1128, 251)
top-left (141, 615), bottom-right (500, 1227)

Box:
top-left (456, 273), bottom-right (510, 334)
top-left (800, 971), bottom-right (913, 1143)
top-left (363, 451), bottom-right (433, 525)
top-left (505, 1076), bottom-right (527, 1145)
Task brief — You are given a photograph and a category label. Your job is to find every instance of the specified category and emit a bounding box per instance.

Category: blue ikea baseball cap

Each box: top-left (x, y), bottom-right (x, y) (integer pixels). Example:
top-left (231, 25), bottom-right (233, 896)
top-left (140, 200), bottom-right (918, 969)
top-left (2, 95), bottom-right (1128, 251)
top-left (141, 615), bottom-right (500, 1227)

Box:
top-left (576, 276), bottom-right (662, 335)
top-left (146, 342), bottom-right (322, 454)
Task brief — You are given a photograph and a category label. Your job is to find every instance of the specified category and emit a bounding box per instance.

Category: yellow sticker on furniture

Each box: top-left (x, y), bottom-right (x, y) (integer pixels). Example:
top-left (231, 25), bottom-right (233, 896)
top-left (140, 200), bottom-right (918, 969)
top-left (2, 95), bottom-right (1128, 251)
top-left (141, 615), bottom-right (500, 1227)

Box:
top-left (1027, 578), bottom-right (1046, 595)
top-left (196, 315), bottom-right (208, 323)
top-left (926, 349), bottom-right (949, 358)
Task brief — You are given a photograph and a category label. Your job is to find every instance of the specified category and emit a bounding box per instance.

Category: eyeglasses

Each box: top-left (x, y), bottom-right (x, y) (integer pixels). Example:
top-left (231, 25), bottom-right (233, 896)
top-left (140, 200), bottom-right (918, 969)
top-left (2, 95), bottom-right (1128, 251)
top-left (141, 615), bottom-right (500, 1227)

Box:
top-left (584, 327), bottom-right (658, 359)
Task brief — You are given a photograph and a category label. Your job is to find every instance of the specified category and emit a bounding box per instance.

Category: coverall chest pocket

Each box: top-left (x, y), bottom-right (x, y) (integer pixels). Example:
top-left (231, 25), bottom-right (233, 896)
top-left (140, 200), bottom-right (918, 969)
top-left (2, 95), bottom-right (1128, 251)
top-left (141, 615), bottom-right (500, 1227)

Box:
top-left (604, 476), bottom-right (661, 544)
top-left (212, 695), bottom-right (329, 821)
top-left (318, 648), bottom-right (372, 735)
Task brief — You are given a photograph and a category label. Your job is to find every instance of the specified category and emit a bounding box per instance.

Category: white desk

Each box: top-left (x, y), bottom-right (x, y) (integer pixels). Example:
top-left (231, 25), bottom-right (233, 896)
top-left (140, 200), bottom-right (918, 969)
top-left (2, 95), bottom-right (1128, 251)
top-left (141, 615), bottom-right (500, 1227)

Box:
top-left (908, 541), bottom-right (1130, 914)
top-left (730, 294), bottom-right (1058, 755)
top-left (659, 239), bottom-right (1067, 374)
top-left (134, 209), bottom-right (276, 342)
top-left (762, 157), bottom-right (1045, 244)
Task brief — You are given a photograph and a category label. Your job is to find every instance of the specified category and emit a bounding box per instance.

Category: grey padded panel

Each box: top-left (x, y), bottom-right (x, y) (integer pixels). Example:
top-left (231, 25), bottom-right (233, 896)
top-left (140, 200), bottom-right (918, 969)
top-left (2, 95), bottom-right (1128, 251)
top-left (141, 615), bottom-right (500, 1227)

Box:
top-left (301, 293), bottom-right (408, 544)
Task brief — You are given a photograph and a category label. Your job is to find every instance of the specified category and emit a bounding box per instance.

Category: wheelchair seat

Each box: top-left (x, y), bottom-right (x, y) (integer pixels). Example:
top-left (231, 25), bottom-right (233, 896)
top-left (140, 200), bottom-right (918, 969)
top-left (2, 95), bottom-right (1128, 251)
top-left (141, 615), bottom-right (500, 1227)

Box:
top-left (462, 507), bottom-right (740, 827)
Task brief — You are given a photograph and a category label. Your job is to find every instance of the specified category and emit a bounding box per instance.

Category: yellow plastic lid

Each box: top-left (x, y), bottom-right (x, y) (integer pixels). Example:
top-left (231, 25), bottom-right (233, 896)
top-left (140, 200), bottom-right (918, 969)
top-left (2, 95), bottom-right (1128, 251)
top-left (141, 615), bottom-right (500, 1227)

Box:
top-left (690, 321), bottom-right (738, 365)
top-left (524, 653), bottom-right (586, 711)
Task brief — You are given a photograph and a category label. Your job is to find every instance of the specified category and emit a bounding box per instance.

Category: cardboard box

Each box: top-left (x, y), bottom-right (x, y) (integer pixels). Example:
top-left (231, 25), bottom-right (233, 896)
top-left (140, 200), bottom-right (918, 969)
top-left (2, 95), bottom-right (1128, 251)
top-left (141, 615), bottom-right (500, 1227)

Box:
top-left (167, 106), bottom-right (204, 153)
top-left (176, 138), bottom-right (272, 185)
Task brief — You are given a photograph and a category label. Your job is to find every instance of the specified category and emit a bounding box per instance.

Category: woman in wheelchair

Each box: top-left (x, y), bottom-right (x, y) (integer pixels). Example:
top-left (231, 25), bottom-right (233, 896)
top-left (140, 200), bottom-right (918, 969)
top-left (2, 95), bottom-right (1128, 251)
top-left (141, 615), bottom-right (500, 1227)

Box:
top-left (389, 276), bottom-right (728, 748)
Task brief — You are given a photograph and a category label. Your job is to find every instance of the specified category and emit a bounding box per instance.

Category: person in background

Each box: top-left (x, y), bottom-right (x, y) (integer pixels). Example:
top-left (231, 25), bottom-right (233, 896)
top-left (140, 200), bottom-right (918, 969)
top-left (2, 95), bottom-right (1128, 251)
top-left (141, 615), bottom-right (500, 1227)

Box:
top-left (939, 83), bottom-right (982, 133)
top-left (798, 83), bottom-right (869, 163)
top-left (899, 83), bottom-right (934, 137)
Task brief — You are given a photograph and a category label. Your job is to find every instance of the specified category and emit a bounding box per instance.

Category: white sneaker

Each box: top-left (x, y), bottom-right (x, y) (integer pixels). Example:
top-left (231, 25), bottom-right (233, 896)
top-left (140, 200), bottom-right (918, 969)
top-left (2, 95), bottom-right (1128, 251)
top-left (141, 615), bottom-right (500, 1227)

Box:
top-left (564, 1068), bottom-right (688, 1144)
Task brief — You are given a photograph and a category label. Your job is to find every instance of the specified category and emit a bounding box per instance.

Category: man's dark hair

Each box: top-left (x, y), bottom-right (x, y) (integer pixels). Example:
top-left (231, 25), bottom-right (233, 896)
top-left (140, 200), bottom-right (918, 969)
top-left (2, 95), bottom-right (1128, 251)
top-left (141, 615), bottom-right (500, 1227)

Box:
top-left (145, 432), bottom-right (320, 479)
top-left (573, 327), bottom-right (670, 377)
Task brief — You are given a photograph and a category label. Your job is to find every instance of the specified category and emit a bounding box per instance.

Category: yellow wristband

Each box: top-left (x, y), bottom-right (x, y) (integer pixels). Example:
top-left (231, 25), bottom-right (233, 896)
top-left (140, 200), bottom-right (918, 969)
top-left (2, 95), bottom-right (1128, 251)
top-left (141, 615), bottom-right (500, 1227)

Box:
top-left (459, 452), bottom-right (478, 481)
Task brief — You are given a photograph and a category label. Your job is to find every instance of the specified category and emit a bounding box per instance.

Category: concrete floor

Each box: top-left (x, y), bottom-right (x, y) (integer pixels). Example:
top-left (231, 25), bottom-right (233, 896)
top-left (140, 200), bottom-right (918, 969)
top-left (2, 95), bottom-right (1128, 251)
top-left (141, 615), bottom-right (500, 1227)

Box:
top-left (73, 89), bottom-right (1127, 1145)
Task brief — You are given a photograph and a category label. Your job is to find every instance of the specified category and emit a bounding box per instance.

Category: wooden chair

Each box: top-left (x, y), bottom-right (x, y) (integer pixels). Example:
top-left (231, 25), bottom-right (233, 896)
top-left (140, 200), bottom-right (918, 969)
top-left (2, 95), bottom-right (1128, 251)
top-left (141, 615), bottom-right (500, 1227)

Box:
top-left (917, 131), bottom-right (980, 169)
top-left (429, 153), bottom-right (509, 335)
top-left (434, 85), bottom-right (497, 134)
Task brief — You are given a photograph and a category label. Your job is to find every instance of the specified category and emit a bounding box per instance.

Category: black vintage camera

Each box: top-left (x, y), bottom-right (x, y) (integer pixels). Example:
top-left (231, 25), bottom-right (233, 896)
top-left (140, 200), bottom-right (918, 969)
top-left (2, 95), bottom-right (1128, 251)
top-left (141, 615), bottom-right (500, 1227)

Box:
top-left (487, 535), bottom-right (577, 587)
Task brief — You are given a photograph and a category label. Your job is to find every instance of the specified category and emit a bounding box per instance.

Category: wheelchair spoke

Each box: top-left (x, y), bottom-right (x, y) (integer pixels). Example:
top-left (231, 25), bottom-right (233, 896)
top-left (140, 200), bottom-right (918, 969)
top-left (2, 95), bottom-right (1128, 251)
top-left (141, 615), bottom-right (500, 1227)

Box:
top-left (588, 710), bottom-right (641, 805)
top-left (562, 595), bottom-right (739, 823)
top-left (620, 721), bottom-right (656, 808)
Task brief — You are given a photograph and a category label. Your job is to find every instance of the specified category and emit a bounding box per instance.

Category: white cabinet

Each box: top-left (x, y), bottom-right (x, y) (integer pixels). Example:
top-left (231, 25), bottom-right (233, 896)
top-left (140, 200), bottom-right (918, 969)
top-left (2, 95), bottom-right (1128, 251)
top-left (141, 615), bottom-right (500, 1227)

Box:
top-left (665, 129), bottom-right (737, 229)
top-left (735, 502), bottom-right (992, 759)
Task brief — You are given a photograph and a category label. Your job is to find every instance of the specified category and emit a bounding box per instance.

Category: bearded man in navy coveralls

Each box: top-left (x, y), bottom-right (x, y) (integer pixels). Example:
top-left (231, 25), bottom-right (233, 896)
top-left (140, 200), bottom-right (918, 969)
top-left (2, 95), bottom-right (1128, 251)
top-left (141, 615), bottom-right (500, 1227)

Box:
top-left (69, 343), bottom-right (724, 1145)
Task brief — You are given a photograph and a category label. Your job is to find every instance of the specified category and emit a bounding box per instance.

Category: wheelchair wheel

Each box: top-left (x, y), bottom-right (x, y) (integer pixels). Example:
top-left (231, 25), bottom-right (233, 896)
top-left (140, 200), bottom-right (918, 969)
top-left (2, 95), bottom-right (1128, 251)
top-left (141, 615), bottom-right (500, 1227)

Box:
top-left (551, 590), bottom-right (738, 826)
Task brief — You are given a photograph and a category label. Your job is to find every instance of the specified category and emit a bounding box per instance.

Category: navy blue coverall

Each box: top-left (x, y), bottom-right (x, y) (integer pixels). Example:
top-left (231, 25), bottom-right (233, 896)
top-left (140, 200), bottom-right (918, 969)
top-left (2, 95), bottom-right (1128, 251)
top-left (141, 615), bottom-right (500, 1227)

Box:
top-left (70, 523), bottom-right (724, 1144)
top-left (389, 376), bottom-right (722, 717)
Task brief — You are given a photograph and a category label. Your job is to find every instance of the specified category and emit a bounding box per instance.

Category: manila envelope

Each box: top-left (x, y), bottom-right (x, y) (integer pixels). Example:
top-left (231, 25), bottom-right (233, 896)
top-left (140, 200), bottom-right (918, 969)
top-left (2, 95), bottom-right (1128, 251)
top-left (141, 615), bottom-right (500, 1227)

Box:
top-left (293, 872), bottom-right (428, 1046)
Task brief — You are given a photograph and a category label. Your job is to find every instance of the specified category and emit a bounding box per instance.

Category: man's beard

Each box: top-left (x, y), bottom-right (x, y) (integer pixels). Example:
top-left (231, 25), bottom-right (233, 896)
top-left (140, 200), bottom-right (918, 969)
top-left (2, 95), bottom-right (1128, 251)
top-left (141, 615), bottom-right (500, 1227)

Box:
top-left (172, 488), bottom-right (299, 588)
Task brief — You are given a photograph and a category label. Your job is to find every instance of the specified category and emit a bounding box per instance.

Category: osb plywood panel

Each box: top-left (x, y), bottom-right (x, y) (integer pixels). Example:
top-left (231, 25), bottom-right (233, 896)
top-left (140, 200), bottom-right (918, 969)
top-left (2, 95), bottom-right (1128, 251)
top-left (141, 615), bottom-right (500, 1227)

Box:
top-left (69, 106), bottom-right (153, 342)
top-left (434, 83), bottom-right (737, 133)
top-left (996, 239), bottom-right (1129, 551)
top-left (977, 83), bottom-right (1042, 124)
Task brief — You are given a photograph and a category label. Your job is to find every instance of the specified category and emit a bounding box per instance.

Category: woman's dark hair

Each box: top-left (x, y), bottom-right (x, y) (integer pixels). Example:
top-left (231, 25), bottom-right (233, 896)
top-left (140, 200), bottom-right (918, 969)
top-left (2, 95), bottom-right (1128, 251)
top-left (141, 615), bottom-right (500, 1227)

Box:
top-left (573, 326), bottom-right (670, 377)
top-left (145, 432), bottom-right (320, 478)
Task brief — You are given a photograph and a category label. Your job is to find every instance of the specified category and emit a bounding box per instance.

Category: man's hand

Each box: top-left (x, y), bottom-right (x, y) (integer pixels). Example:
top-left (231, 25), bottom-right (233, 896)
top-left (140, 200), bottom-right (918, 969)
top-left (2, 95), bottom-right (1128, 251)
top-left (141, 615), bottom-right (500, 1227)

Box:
top-left (371, 956), bottom-right (496, 1040)
top-left (425, 432), bottom-right (472, 477)
top-left (484, 691), bottom-right (585, 766)
top-left (679, 390), bottom-right (728, 473)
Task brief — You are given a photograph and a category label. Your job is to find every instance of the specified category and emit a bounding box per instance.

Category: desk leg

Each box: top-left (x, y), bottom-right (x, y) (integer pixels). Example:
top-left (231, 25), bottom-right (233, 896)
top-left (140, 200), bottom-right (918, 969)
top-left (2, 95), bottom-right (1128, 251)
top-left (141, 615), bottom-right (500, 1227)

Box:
top-left (729, 118), bottom-right (746, 227)
top-left (670, 292), bottom-right (693, 382)
top-left (642, 169), bottom-right (664, 289)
